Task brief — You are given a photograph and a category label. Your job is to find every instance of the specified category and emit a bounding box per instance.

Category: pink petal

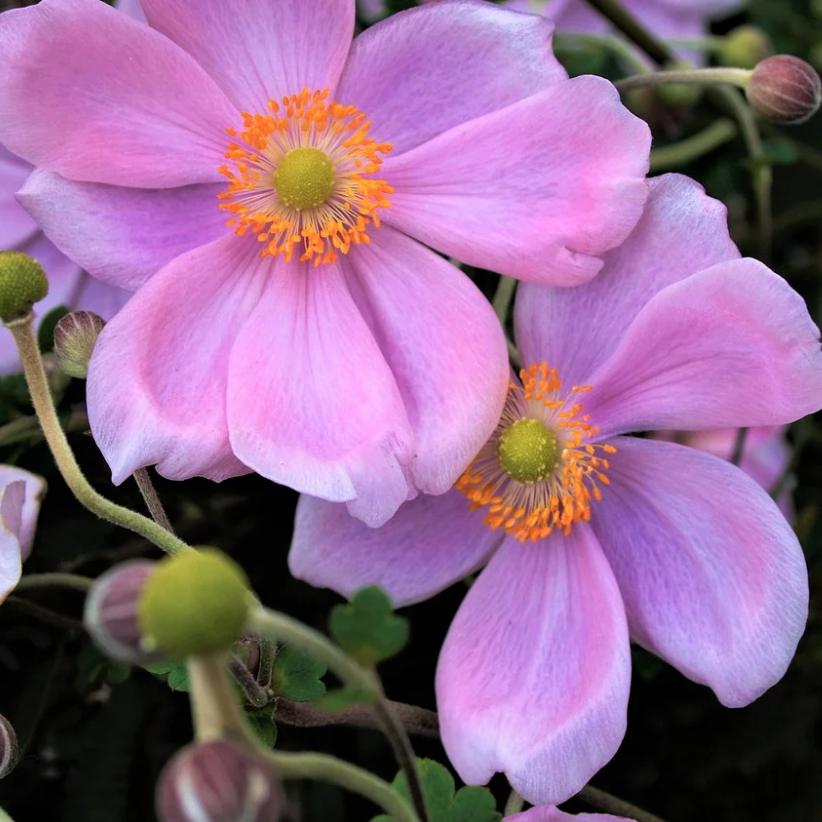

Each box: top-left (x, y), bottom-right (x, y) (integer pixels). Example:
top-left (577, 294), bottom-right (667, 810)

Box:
top-left (382, 77), bottom-right (650, 286)
top-left (344, 228), bottom-right (508, 495)
top-left (593, 437), bottom-right (808, 707)
top-left (290, 490), bottom-right (501, 607)
top-left (338, 1), bottom-right (564, 155)
top-left (226, 258), bottom-right (414, 527)
top-left (116, 0), bottom-right (146, 23)
top-left (584, 259), bottom-right (822, 437)
top-left (506, 806), bottom-right (631, 822)
top-left (72, 275), bottom-right (131, 322)
top-left (0, 0), bottom-right (237, 187)
top-left (0, 468), bottom-right (45, 601)
top-left (19, 169), bottom-right (226, 291)
top-left (87, 236), bottom-right (265, 485)
top-left (515, 174), bottom-right (738, 389)
top-left (437, 527), bottom-right (630, 806)
top-left (141, 0), bottom-right (354, 113)
top-left (0, 145), bottom-right (36, 249)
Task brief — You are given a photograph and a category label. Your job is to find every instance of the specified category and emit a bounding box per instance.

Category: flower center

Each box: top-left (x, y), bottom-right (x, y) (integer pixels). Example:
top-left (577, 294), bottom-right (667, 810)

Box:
top-left (497, 418), bottom-right (560, 484)
top-left (456, 362), bottom-right (616, 543)
top-left (274, 147), bottom-right (335, 210)
top-left (218, 88), bottom-right (393, 266)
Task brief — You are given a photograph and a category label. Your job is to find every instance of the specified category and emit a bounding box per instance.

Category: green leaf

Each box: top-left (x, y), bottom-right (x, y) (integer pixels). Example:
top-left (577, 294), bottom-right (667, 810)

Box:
top-left (371, 759), bottom-right (500, 822)
top-left (37, 304), bottom-right (69, 352)
top-left (329, 586), bottom-right (409, 667)
top-left (247, 713), bottom-right (277, 748)
top-left (271, 645), bottom-right (327, 702)
top-left (313, 686), bottom-right (376, 712)
top-left (143, 659), bottom-right (190, 692)
top-left (75, 643), bottom-right (132, 689)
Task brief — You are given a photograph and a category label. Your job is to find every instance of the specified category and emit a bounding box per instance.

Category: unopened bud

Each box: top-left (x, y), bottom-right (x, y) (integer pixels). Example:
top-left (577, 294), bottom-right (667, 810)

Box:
top-left (139, 549), bottom-right (250, 658)
top-left (0, 252), bottom-right (48, 323)
top-left (719, 26), bottom-right (771, 69)
top-left (747, 55), bottom-right (822, 124)
top-left (84, 560), bottom-right (158, 664)
top-left (0, 714), bottom-right (19, 779)
top-left (53, 311), bottom-right (105, 379)
top-left (156, 739), bottom-right (284, 822)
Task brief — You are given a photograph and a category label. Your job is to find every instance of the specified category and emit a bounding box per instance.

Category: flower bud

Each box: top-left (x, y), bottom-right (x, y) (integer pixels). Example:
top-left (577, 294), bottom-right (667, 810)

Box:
top-left (139, 549), bottom-right (250, 658)
top-left (156, 739), bottom-right (284, 822)
top-left (0, 714), bottom-right (19, 779)
top-left (0, 252), bottom-right (48, 323)
top-left (84, 560), bottom-right (158, 664)
top-left (747, 55), bottom-right (822, 124)
top-left (719, 26), bottom-right (771, 70)
top-left (53, 311), bottom-right (105, 379)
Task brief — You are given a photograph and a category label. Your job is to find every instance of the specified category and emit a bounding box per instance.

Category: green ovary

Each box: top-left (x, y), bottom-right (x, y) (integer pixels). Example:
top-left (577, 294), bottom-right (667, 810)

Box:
top-left (274, 147), bottom-right (335, 211)
top-left (497, 417), bottom-right (560, 484)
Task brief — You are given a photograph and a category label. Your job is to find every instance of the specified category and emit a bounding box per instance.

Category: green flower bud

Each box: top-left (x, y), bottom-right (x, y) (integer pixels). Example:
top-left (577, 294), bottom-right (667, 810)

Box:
top-left (53, 311), bottom-right (105, 379)
top-left (718, 26), bottom-right (771, 70)
top-left (139, 549), bottom-right (251, 658)
top-left (0, 252), bottom-right (48, 323)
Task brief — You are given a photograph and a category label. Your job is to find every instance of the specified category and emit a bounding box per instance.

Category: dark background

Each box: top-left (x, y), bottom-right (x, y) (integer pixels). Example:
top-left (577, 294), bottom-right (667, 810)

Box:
top-left (0, 0), bottom-right (821, 819)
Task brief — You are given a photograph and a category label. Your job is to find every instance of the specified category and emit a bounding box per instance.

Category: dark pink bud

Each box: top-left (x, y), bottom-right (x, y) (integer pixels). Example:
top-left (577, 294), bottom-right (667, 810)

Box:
top-left (747, 55), bottom-right (822, 124)
top-left (156, 739), bottom-right (284, 822)
top-left (0, 714), bottom-right (19, 779)
top-left (84, 560), bottom-right (157, 664)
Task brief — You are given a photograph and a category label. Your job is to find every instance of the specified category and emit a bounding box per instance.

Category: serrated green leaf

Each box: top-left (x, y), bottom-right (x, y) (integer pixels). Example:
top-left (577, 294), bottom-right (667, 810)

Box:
top-left (143, 659), bottom-right (190, 692)
top-left (271, 645), bottom-right (326, 702)
top-left (329, 586), bottom-right (409, 667)
top-left (247, 714), bottom-right (277, 748)
top-left (449, 787), bottom-right (501, 822)
top-left (314, 686), bottom-right (376, 712)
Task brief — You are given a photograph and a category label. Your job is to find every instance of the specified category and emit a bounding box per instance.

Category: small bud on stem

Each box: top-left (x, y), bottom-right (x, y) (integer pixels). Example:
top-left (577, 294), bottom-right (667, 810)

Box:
top-left (746, 55), bottom-right (822, 124)
top-left (0, 714), bottom-right (19, 780)
top-left (53, 311), bottom-right (105, 379)
top-left (0, 252), bottom-right (48, 323)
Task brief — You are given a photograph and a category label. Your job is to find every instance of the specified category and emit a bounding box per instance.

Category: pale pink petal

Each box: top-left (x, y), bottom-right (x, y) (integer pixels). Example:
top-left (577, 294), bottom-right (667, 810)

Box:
top-left (0, 145), bottom-right (36, 249)
top-left (0, 0), bottom-right (237, 187)
top-left (437, 527), bottom-right (630, 806)
top-left (19, 169), bottom-right (226, 291)
top-left (290, 490), bottom-right (501, 607)
top-left (594, 437), bottom-right (808, 707)
top-left (515, 174), bottom-right (738, 389)
top-left (87, 236), bottom-right (265, 485)
top-left (344, 228), bottom-right (508, 495)
top-left (506, 806), bottom-right (631, 822)
top-left (382, 77), bottom-right (650, 286)
top-left (141, 0), bottom-right (354, 113)
top-left (227, 258), bottom-right (414, 527)
top-left (584, 260), bottom-right (822, 437)
top-left (338, 1), bottom-right (564, 155)
top-left (0, 468), bottom-right (45, 601)
top-left (116, 0), bottom-right (146, 23)
top-left (72, 276), bottom-right (131, 321)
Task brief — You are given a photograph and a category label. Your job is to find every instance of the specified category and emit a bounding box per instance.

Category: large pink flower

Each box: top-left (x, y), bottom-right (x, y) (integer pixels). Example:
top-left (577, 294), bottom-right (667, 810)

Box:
top-left (0, 466), bottom-right (45, 603)
top-left (0, 0), bottom-right (650, 526)
top-left (506, 808), bottom-right (632, 822)
top-left (289, 174), bottom-right (821, 804)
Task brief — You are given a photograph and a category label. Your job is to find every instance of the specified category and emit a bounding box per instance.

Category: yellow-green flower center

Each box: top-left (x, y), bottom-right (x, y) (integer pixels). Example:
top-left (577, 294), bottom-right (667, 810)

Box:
top-left (274, 147), bottom-right (335, 211)
top-left (497, 417), bottom-right (560, 484)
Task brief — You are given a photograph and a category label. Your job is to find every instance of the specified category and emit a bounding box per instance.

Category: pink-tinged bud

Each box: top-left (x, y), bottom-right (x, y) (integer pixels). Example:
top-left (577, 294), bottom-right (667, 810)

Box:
top-left (156, 739), bottom-right (285, 822)
top-left (53, 311), bottom-right (105, 379)
top-left (747, 55), bottom-right (822, 124)
top-left (84, 560), bottom-right (157, 664)
top-left (0, 714), bottom-right (19, 779)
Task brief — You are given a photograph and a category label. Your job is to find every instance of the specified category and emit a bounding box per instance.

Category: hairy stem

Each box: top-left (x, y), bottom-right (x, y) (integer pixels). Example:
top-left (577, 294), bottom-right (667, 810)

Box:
top-left (616, 67), bottom-right (751, 92)
top-left (132, 468), bottom-right (173, 532)
top-left (14, 572), bottom-right (92, 593)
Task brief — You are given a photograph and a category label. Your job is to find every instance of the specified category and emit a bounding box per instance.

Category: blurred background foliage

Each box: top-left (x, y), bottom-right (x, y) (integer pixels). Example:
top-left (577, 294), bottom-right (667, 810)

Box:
top-left (0, 0), bottom-right (821, 819)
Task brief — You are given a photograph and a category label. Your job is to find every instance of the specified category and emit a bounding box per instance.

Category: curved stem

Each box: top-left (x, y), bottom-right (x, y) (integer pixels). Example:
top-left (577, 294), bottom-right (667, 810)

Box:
top-left (650, 118), bottom-right (738, 172)
top-left (249, 607), bottom-right (428, 822)
top-left (578, 785), bottom-right (667, 822)
top-left (14, 572), bottom-right (92, 593)
top-left (503, 789), bottom-right (525, 817)
top-left (264, 750), bottom-right (419, 822)
top-left (616, 67), bottom-right (751, 92)
top-left (132, 468), bottom-right (173, 532)
top-left (4, 315), bottom-right (191, 557)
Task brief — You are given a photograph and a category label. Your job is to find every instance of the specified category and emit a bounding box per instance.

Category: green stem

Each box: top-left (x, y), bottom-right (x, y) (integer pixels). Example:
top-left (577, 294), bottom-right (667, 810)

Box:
top-left (133, 468), bottom-right (173, 532)
top-left (4, 314), bottom-right (191, 557)
top-left (0, 807), bottom-right (16, 822)
top-left (503, 789), bottom-right (525, 816)
top-left (578, 785), bottom-right (667, 822)
top-left (492, 276), bottom-right (517, 326)
top-left (14, 572), bottom-right (93, 592)
top-left (249, 607), bottom-right (428, 822)
top-left (616, 66), bottom-right (751, 92)
top-left (650, 118), bottom-right (738, 171)
top-left (264, 750), bottom-right (419, 822)
top-left (582, 0), bottom-right (672, 64)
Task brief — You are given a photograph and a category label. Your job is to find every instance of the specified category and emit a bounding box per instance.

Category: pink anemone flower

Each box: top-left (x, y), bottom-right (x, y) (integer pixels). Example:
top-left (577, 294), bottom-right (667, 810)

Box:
top-left (0, 0), bottom-right (143, 373)
top-left (0, 0), bottom-right (650, 526)
top-left (289, 174), bottom-right (821, 805)
top-left (506, 808), bottom-right (632, 822)
top-left (0, 467), bottom-right (45, 603)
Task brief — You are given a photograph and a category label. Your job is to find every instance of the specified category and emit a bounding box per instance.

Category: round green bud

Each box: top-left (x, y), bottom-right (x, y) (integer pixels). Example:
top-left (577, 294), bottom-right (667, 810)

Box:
top-left (718, 26), bottom-right (771, 70)
top-left (655, 61), bottom-right (703, 108)
top-left (0, 252), bottom-right (48, 323)
top-left (274, 147), bottom-right (335, 211)
top-left (497, 417), bottom-right (560, 484)
top-left (139, 549), bottom-right (251, 658)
